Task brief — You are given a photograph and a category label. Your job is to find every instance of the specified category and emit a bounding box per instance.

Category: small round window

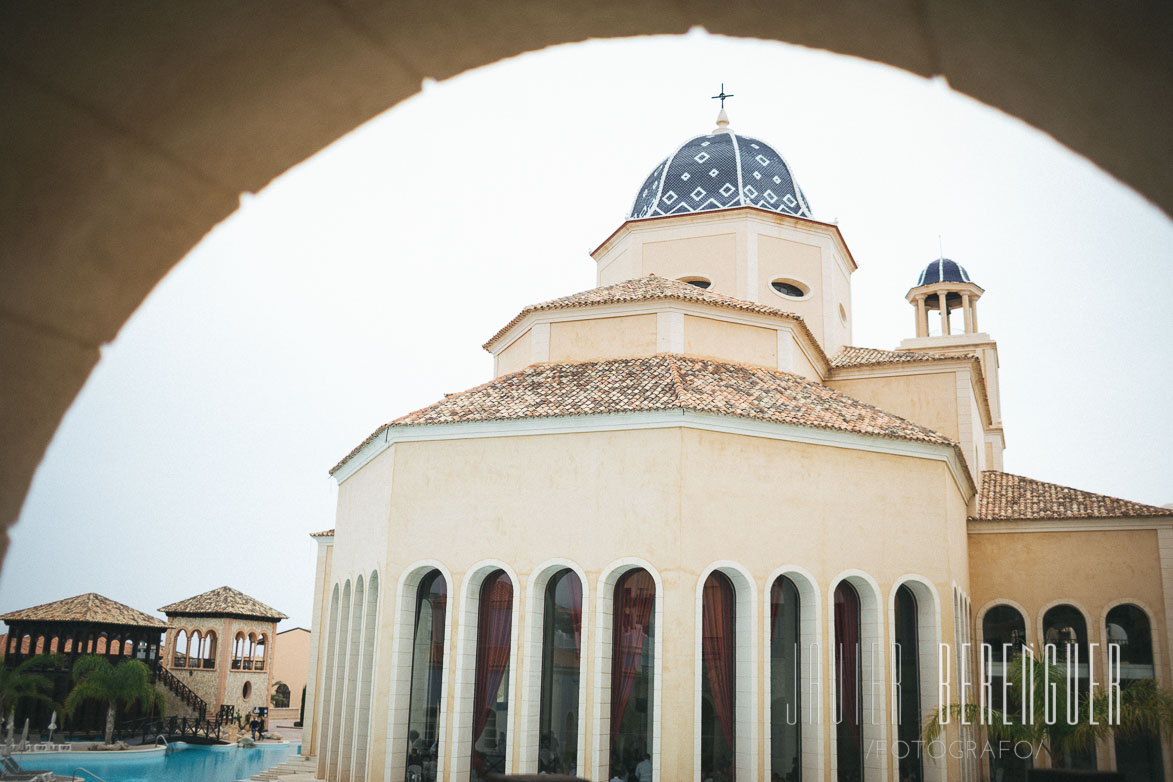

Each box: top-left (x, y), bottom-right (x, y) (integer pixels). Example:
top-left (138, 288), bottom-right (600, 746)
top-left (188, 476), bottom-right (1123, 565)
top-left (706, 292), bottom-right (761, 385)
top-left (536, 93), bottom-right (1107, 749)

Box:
top-left (242, 681), bottom-right (252, 700)
top-left (679, 276), bottom-right (711, 290)
top-left (839, 304), bottom-right (848, 323)
top-left (770, 278), bottom-right (809, 299)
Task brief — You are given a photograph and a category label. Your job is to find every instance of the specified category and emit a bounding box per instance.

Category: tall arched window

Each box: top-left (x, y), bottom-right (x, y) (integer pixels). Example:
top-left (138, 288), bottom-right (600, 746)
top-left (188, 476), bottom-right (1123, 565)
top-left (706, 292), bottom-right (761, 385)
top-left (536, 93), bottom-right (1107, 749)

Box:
top-left (834, 581), bottom-right (862, 782)
top-left (406, 570), bottom-right (447, 781)
top-left (232, 631), bottom-right (246, 670)
top-left (471, 569), bottom-right (513, 781)
top-left (538, 568), bottom-right (582, 775)
top-left (701, 571), bottom-right (736, 781)
top-left (982, 605), bottom-right (1030, 781)
top-left (255, 634), bottom-right (267, 671)
top-left (1042, 605), bottom-right (1093, 769)
top-left (203, 631), bottom-right (217, 669)
top-left (173, 629), bottom-right (188, 668)
top-left (893, 586), bottom-right (922, 782)
top-left (770, 576), bottom-right (801, 782)
top-left (610, 568), bottom-right (655, 781)
top-left (1107, 605), bottom-right (1161, 782)
top-left (189, 631), bottom-right (201, 669)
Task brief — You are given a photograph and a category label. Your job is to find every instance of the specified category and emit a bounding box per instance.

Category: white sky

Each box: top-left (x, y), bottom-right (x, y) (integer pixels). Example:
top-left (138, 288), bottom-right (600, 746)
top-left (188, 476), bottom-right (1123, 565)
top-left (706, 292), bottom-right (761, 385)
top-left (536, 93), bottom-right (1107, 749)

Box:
top-left (3, 34), bottom-right (1170, 632)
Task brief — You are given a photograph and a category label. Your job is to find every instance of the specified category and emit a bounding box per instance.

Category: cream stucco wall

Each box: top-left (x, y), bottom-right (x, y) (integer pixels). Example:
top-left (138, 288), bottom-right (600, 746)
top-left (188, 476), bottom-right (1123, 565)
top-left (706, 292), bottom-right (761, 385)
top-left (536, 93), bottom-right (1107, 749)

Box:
top-left (313, 422), bottom-right (973, 782)
top-left (273, 627), bottom-right (311, 713)
top-left (548, 314), bottom-right (658, 364)
top-left (828, 371), bottom-right (960, 441)
top-left (495, 328), bottom-right (532, 376)
top-left (681, 314), bottom-right (776, 368)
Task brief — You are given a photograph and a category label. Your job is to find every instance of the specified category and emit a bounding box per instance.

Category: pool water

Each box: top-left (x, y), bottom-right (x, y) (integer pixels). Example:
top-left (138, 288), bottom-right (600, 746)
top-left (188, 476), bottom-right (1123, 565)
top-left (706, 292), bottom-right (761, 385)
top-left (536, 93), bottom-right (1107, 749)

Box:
top-left (16, 741), bottom-right (297, 781)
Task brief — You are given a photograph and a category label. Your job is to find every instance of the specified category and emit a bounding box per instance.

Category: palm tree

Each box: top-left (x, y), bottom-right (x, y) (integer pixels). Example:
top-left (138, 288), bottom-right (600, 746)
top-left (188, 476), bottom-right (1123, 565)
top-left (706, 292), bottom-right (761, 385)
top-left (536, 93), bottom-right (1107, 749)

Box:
top-left (923, 652), bottom-right (1173, 766)
top-left (0, 654), bottom-right (64, 725)
top-left (64, 655), bottom-right (165, 744)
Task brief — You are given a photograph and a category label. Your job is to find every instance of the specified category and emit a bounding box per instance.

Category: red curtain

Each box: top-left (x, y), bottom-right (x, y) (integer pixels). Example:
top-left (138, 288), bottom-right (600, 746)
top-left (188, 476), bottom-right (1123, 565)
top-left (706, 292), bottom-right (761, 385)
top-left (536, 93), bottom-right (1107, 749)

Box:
top-left (703, 573), bottom-right (736, 760)
top-left (566, 571), bottom-right (583, 659)
top-left (611, 569), bottom-right (655, 739)
top-left (834, 582), bottom-right (861, 744)
top-left (429, 584), bottom-right (447, 669)
top-left (472, 571), bottom-right (513, 747)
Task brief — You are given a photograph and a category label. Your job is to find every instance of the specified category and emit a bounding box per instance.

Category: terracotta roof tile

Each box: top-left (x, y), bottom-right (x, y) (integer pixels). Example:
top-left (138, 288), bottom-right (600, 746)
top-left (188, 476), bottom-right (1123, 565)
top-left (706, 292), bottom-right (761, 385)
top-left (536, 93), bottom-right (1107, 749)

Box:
top-left (159, 586), bottom-right (287, 621)
top-left (1, 593), bottom-right (165, 628)
top-left (831, 346), bottom-right (975, 368)
top-left (484, 276), bottom-right (827, 365)
top-left (971, 471), bottom-right (1173, 521)
top-left (332, 354), bottom-right (958, 474)
top-left (310, 529), bottom-right (334, 537)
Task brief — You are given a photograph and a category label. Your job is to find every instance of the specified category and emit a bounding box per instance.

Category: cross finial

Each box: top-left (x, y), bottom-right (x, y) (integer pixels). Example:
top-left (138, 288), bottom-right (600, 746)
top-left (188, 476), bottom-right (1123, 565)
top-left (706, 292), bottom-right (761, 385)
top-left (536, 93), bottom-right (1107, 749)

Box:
top-left (711, 83), bottom-right (734, 109)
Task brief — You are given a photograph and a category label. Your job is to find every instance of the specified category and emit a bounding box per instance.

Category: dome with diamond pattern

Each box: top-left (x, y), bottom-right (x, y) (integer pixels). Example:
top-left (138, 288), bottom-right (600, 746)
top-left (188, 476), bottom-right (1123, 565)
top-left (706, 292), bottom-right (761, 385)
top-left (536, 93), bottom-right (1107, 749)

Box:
top-left (629, 113), bottom-right (813, 220)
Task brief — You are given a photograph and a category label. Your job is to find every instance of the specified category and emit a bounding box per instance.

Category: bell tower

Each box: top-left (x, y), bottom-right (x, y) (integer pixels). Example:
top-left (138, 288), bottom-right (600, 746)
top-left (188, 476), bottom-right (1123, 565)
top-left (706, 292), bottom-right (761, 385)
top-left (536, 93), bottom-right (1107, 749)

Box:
top-left (900, 257), bottom-right (1005, 468)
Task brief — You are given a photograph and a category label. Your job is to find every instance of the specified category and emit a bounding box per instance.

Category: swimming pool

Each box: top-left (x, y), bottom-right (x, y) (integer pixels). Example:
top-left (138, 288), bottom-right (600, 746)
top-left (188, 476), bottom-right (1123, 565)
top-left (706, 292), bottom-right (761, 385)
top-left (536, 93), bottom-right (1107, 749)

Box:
top-left (15, 741), bottom-right (297, 781)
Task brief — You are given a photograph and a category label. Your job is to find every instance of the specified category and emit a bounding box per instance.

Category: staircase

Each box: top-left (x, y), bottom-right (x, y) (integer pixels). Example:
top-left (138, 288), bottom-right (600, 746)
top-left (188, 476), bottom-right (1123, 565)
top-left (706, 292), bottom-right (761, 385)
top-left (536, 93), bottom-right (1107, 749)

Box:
top-left (153, 660), bottom-right (208, 720)
top-left (251, 753), bottom-right (317, 780)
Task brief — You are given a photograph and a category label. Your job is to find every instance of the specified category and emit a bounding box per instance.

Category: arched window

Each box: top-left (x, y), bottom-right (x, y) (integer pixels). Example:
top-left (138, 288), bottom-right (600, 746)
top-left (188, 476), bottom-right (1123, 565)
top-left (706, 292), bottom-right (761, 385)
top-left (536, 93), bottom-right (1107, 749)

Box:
top-left (770, 576), bottom-right (801, 782)
top-left (1042, 605), bottom-right (1093, 769)
top-left (893, 586), bottom-right (922, 782)
top-left (189, 631), bottom-right (201, 669)
top-left (273, 682), bottom-right (291, 708)
top-left (232, 631), bottom-right (246, 670)
top-left (701, 571), bottom-right (736, 781)
top-left (834, 581), bottom-right (862, 782)
top-left (537, 568), bottom-right (582, 775)
top-left (173, 630), bottom-right (188, 668)
top-left (982, 604), bottom-right (1030, 781)
top-left (255, 634), bottom-right (267, 671)
top-left (610, 568), bottom-right (655, 782)
top-left (1107, 605), bottom-right (1161, 781)
top-left (406, 569), bottom-right (447, 782)
top-left (204, 631), bottom-right (217, 669)
top-left (96, 633), bottom-right (109, 655)
top-left (471, 569), bottom-right (513, 781)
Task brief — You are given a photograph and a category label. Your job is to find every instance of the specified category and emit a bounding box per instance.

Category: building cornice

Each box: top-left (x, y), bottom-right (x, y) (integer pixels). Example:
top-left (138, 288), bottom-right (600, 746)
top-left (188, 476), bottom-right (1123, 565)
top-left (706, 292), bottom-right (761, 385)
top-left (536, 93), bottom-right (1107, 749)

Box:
top-left (968, 516), bottom-right (1173, 534)
top-left (829, 354), bottom-right (994, 429)
top-left (332, 409), bottom-right (974, 500)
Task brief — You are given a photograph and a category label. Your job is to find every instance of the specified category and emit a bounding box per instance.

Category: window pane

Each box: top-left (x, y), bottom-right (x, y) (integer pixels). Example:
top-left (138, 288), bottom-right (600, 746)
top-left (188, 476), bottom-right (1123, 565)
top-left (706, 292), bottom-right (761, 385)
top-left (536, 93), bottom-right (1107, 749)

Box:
top-left (538, 569), bottom-right (582, 775)
top-left (834, 581), bottom-right (862, 782)
top-left (471, 570), bottom-right (512, 782)
top-left (894, 586), bottom-right (922, 782)
top-left (701, 571), bottom-right (736, 782)
top-left (611, 568), bottom-right (655, 782)
top-left (406, 570), bottom-right (446, 782)
top-left (770, 576), bottom-right (801, 782)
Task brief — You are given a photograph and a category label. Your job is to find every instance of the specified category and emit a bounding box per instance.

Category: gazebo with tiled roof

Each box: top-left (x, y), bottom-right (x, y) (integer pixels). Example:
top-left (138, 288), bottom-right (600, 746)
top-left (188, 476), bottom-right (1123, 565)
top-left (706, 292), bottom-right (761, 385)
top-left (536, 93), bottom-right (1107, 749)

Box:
top-left (159, 586), bottom-right (286, 720)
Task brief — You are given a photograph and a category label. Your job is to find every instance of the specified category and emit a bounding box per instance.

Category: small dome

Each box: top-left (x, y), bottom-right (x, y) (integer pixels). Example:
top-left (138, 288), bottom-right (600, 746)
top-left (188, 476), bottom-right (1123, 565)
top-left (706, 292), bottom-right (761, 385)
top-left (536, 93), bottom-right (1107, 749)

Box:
top-left (915, 258), bottom-right (974, 287)
top-left (629, 125), bottom-right (812, 220)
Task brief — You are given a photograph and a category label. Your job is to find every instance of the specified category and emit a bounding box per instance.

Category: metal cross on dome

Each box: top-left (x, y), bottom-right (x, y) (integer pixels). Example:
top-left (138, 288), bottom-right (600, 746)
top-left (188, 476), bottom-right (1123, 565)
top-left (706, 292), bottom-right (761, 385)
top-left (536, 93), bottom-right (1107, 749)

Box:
top-left (711, 83), bottom-right (734, 108)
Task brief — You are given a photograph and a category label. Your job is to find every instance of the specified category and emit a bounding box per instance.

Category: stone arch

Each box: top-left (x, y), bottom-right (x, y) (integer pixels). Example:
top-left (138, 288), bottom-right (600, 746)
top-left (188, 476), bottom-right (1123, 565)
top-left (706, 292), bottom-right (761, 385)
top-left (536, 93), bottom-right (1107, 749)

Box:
top-left (520, 557), bottom-right (590, 775)
top-left (326, 578), bottom-right (353, 782)
top-left (315, 582), bottom-right (342, 781)
top-left (591, 557), bottom-right (665, 782)
top-left (828, 569), bottom-right (887, 782)
top-left (352, 569), bottom-right (380, 782)
top-left (888, 575), bottom-right (943, 782)
top-left (339, 573), bottom-right (365, 782)
top-left (764, 564), bottom-right (822, 782)
top-left (385, 559), bottom-right (455, 782)
top-left (449, 560), bottom-right (522, 781)
top-left (693, 561), bottom-right (757, 782)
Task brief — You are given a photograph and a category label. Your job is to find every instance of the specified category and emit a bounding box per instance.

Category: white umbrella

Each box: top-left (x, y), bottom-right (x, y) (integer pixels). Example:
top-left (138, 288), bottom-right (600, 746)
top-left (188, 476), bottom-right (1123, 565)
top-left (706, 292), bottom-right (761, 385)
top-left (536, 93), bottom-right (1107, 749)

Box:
top-left (19, 718), bottom-right (28, 751)
top-left (47, 711), bottom-right (57, 743)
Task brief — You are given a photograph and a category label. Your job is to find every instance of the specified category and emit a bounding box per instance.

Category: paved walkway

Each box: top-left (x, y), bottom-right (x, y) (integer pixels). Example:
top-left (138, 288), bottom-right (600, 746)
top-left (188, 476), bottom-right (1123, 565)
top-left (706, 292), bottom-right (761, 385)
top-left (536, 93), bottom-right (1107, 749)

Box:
top-left (249, 751), bottom-right (318, 781)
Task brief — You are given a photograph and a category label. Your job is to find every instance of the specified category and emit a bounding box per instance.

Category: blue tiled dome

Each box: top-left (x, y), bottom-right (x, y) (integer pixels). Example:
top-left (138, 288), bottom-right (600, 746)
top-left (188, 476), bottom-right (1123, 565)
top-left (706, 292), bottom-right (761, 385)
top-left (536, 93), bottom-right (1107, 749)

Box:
top-left (629, 128), bottom-right (812, 220)
top-left (916, 258), bottom-right (973, 286)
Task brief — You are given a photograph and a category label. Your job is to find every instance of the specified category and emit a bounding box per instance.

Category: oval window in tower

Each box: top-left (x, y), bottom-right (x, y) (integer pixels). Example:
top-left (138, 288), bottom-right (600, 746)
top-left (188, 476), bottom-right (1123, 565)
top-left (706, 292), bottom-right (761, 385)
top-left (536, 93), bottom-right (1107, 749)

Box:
top-left (770, 278), bottom-right (809, 299)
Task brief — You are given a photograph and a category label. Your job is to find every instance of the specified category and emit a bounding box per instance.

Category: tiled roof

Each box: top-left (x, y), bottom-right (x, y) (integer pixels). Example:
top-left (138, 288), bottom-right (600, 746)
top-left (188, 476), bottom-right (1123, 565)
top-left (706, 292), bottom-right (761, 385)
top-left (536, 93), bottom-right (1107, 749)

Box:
top-left (483, 276), bottom-right (825, 363)
top-left (0, 593), bottom-right (166, 628)
top-left (972, 471), bottom-right (1173, 521)
top-left (831, 346), bottom-right (975, 368)
top-left (159, 586), bottom-right (287, 621)
top-left (309, 529), bottom-right (334, 538)
top-left (332, 354), bottom-right (958, 474)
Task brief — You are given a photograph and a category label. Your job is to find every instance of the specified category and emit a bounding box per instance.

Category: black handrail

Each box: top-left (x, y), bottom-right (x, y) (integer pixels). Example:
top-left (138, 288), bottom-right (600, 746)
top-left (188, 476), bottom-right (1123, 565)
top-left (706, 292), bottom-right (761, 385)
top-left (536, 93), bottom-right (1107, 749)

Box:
top-left (152, 660), bottom-right (207, 720)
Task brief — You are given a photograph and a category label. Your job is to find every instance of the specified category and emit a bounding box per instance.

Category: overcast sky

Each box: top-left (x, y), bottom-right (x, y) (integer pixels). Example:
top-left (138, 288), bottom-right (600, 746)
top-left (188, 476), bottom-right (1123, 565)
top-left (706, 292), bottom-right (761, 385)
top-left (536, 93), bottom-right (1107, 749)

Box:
top-left (3, 33), bottom-right (1170, 633)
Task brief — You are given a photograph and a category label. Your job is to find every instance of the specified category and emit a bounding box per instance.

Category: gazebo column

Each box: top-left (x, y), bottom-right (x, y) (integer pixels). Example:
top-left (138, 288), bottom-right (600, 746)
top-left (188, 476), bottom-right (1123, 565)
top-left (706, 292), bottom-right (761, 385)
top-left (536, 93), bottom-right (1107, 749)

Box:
top-left (915, 295), bottom-right (928, 337)
top-left (939, 290), bottom-right (952, 335)
top-left (971, 299), bottom-right (979, 332)
top-left (962, 293), bottom-right (973, 333)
